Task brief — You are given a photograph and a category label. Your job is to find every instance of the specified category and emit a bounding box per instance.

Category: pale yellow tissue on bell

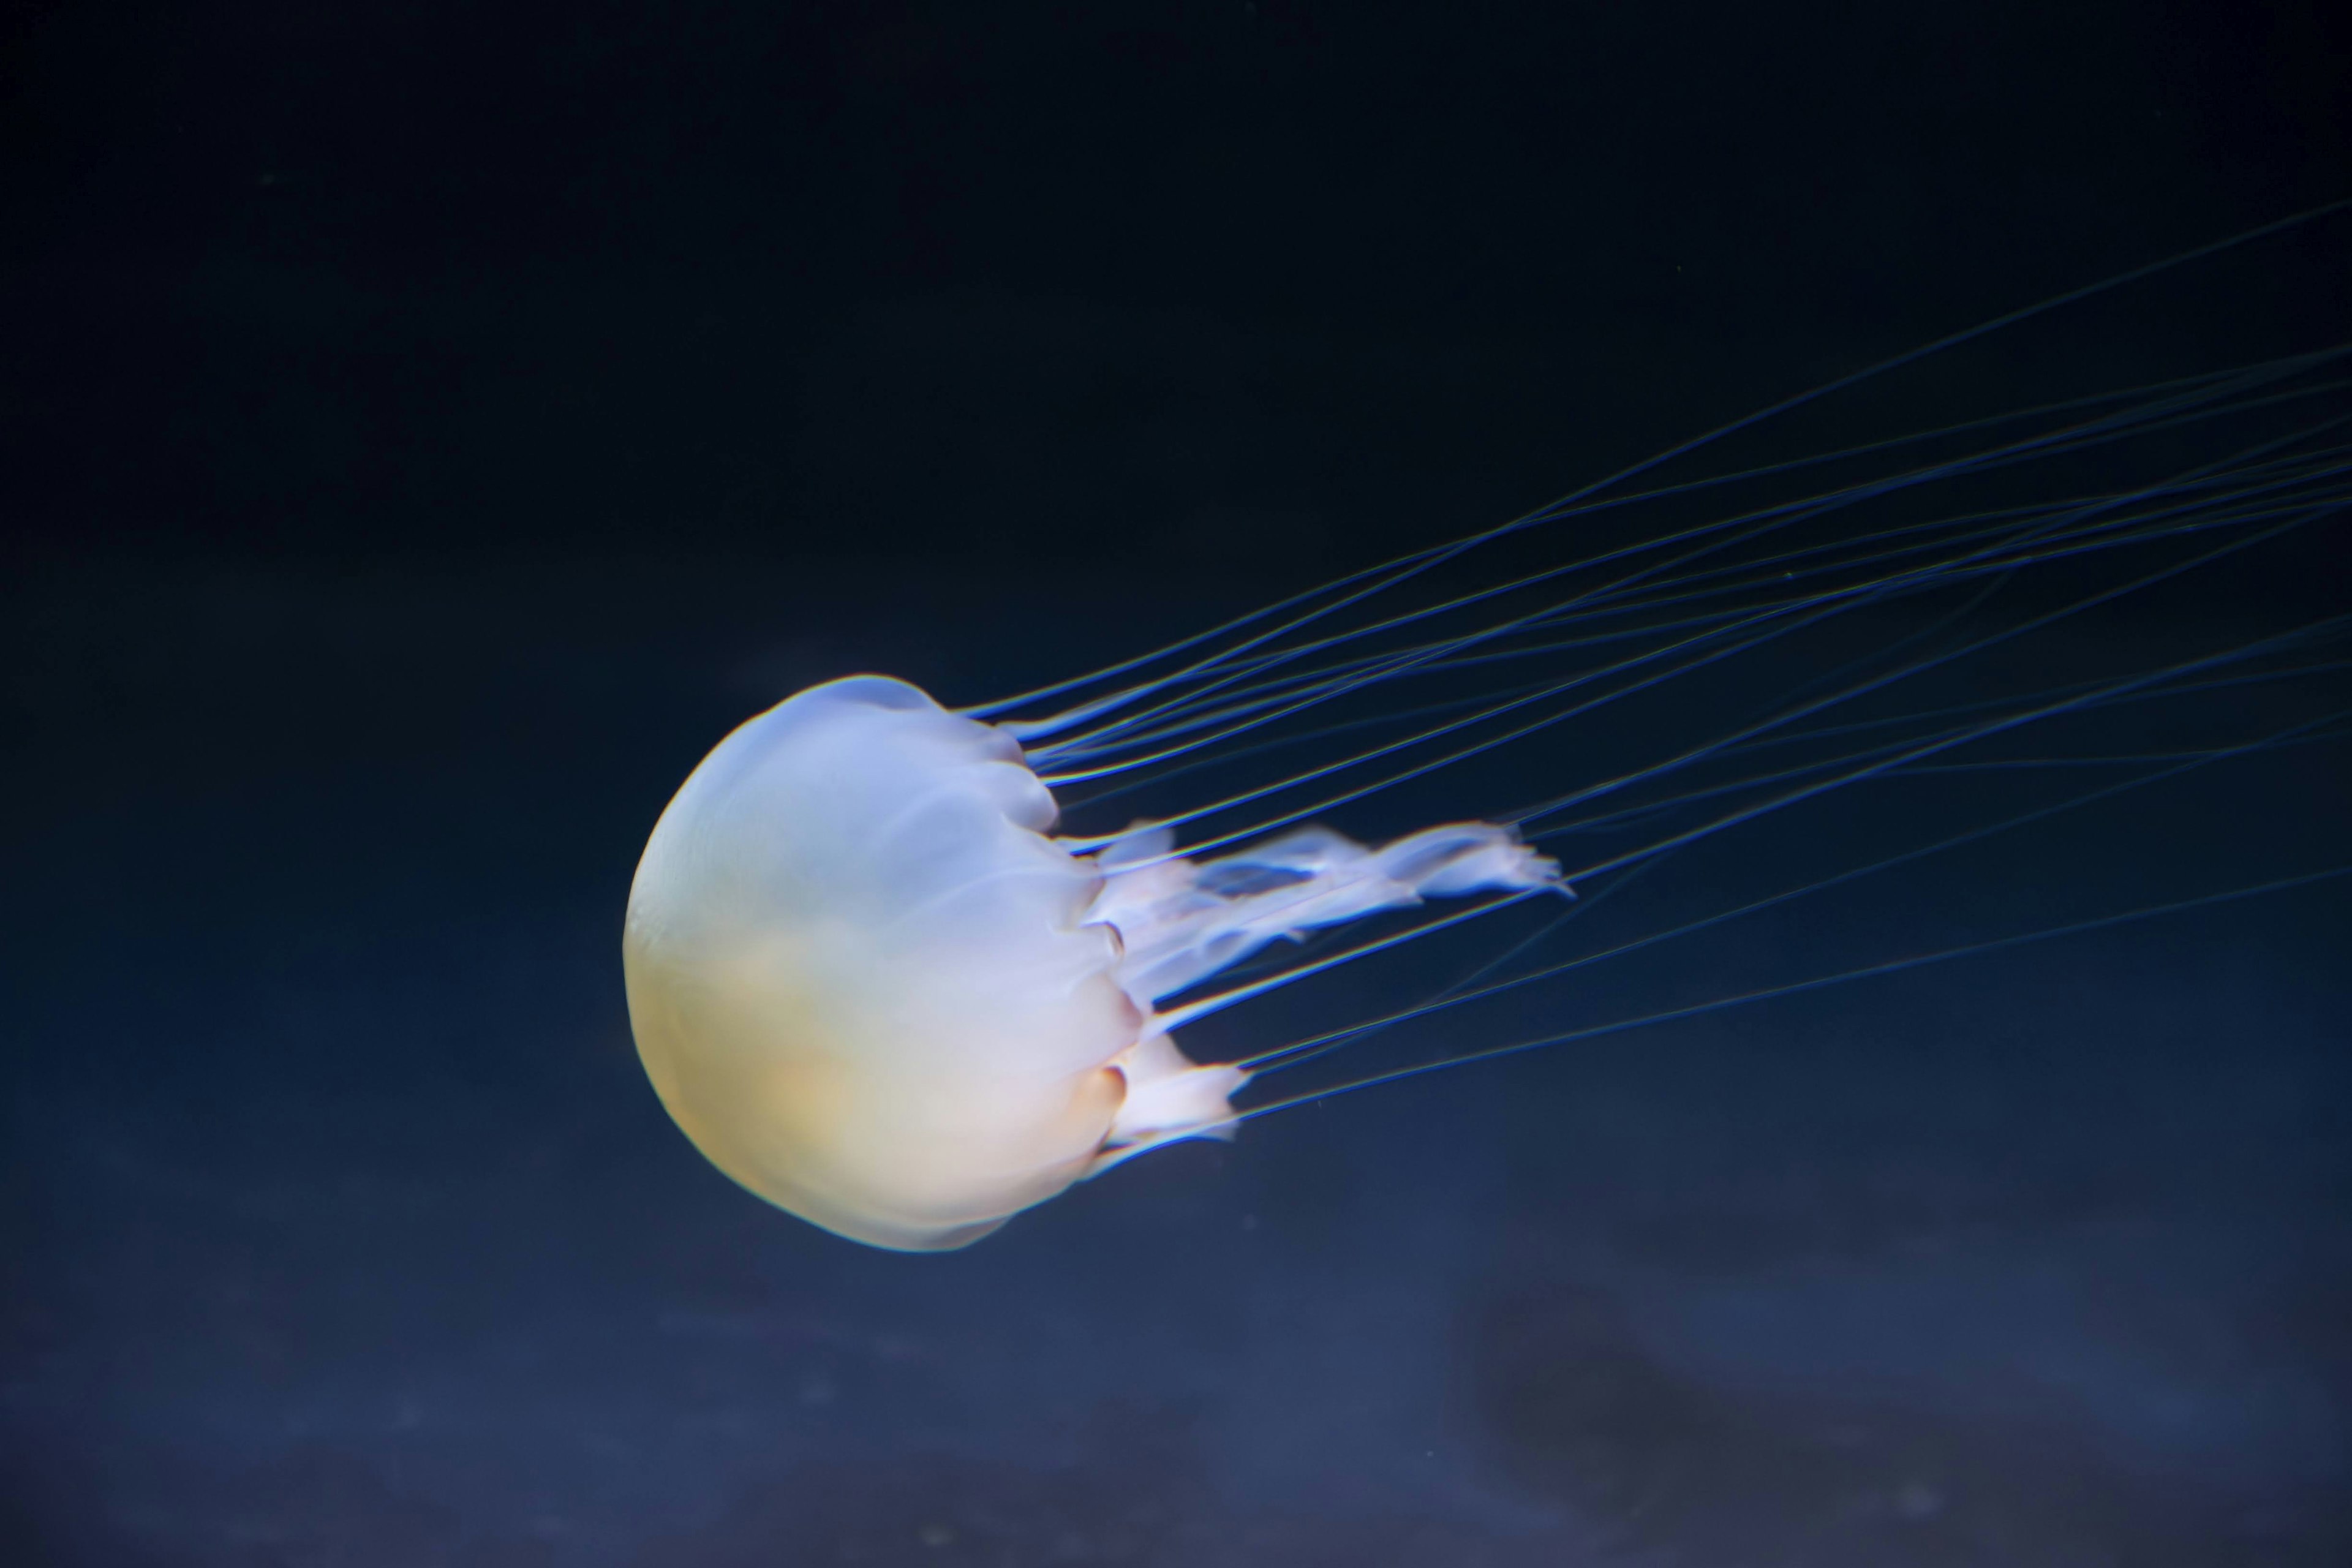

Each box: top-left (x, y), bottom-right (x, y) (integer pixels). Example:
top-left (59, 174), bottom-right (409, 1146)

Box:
top-left (622, 676), bottom-right (1558, 1251)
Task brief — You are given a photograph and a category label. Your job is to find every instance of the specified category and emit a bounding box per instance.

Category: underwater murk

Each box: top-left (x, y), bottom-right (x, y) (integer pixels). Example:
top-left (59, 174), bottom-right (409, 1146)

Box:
top-left (9, 12), bottom-right (2350, 1558)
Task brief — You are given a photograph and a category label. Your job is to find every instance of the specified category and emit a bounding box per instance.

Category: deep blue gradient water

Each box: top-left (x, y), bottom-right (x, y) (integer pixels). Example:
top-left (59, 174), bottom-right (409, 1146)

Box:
top-left (5, 4), bottom-right (2349, 1563)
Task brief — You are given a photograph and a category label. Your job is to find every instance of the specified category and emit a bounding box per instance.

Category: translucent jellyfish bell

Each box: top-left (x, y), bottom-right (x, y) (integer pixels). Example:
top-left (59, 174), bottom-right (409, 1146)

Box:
top-left (623, 676), bottom-right (1557, 1250)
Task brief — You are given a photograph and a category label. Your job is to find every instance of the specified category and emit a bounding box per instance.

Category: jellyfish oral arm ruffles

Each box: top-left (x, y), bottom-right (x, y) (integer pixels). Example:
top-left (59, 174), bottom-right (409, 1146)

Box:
top-left (620, 675), bottom-right (1561, 1251)
top-left (1085, 816), bottom-right (1561, 1158)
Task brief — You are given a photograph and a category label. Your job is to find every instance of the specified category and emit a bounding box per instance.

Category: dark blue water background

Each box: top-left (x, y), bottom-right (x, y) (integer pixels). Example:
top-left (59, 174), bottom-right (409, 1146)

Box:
top-left (5, 4), bottom-right (2348, 1562)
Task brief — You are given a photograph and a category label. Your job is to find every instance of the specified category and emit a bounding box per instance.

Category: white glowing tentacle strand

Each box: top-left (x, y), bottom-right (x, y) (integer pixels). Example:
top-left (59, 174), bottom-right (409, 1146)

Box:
top-left (1089, 823), bottom-right (1559, 1006)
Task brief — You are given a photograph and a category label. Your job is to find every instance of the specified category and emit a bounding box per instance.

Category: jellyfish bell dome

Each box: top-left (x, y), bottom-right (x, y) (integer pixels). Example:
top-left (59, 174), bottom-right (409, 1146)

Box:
top-left (622, 674), bottom-right (1559, 1250)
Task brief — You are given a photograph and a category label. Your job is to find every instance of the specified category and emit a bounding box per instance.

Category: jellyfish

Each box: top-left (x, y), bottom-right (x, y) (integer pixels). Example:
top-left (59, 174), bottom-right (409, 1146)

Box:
top-left (623, 207), bottom-right (2352, 1250)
